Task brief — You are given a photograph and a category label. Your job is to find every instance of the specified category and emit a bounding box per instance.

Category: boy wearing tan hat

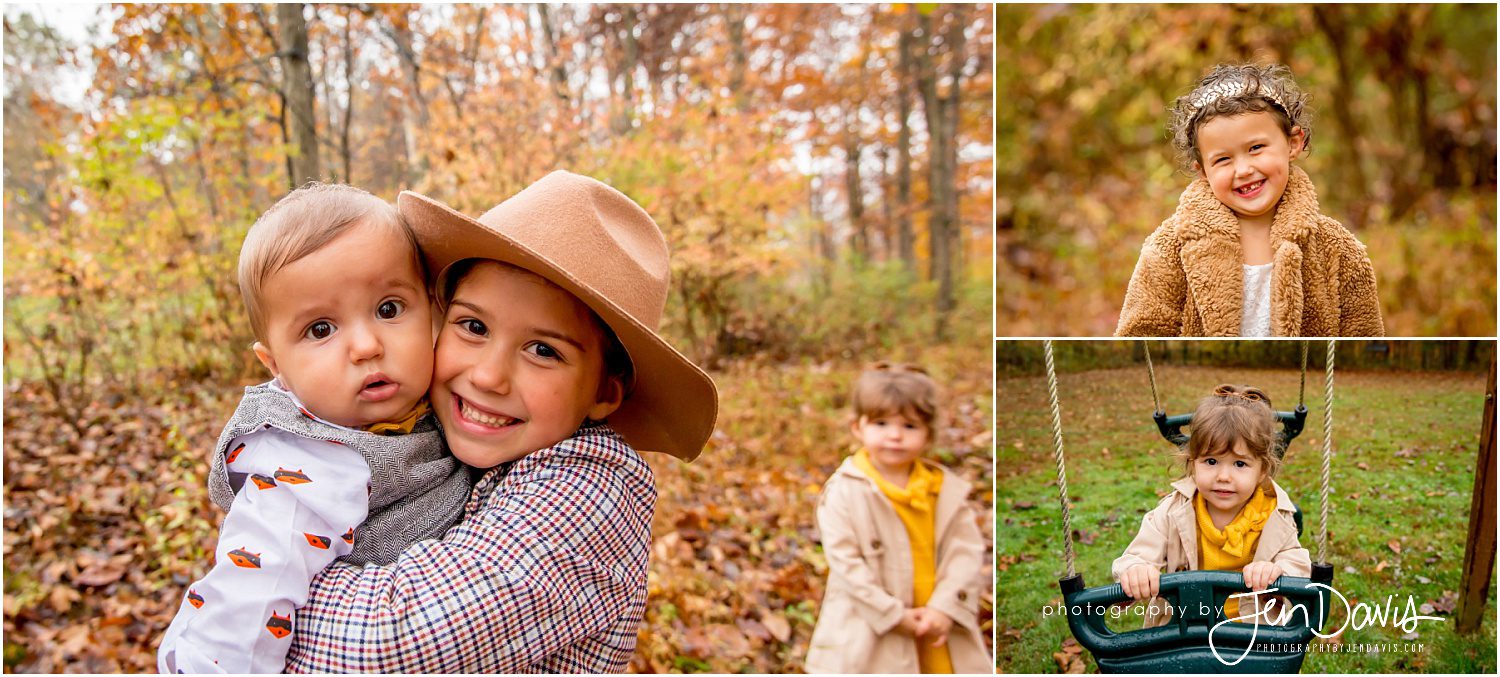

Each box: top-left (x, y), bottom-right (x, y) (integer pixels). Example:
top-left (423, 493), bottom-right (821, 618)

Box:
top-left (280, 171), bottom-right (718, 672)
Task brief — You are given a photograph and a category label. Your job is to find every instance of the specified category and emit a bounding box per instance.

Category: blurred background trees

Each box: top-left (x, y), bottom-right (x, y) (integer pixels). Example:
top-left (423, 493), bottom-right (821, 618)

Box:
top-left (996, 4), bottom-right (1496, 336)
top-left (4, 2), bottom-right (994, 391)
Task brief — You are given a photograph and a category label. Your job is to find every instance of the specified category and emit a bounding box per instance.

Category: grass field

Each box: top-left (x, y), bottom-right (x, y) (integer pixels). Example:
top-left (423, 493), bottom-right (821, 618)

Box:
top-left (996, 363), bottom-right (1496, 674)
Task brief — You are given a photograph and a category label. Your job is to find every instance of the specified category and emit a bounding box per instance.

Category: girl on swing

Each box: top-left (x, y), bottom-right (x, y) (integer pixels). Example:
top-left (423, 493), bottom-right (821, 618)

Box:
top-left (1114, 384), bottom-right (1311, 626)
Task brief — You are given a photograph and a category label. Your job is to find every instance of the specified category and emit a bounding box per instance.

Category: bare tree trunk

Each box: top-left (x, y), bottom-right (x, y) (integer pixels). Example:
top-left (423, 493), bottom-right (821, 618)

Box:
top-left (1311, 5), bottom-right (1369, 228)
top-left (943, 10), bottom-right (966, 290)
top-left (612, 6), bottom-right (639, 134)
top-left (725, 4), bottom-right (749, 110)
top-left (536, 4), bottom-right (571, 104)
top-left (877, 146), bottom-right (893, 263)
top-left (382, 7), bottom-right (430, 187)
top-left (913, 10), bottom-right (955, 339)
top-left (895, 25), bottom-right (916, 270)
top-left (278, 3), bottom-right (321, 186)
top-left (843, 122), bottom-right (867, 262)
top-left (341, 4), bottom-right (355, 184)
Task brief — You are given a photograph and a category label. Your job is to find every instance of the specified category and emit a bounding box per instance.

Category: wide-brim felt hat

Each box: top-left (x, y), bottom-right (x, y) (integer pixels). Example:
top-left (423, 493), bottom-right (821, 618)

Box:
top-left (399, 171), bottom-right (718, 461)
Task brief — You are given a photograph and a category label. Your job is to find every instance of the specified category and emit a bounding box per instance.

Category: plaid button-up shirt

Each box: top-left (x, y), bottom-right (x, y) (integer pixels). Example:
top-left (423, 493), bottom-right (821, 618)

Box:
top-left (284, 425), bottom-right (656, 673)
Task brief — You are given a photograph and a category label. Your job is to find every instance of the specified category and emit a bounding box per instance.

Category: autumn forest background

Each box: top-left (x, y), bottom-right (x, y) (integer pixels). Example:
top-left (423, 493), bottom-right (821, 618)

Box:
top-left (1, 3), bottom-right (994, 672)
top-left (996, 4), bottom-right (1497, 336)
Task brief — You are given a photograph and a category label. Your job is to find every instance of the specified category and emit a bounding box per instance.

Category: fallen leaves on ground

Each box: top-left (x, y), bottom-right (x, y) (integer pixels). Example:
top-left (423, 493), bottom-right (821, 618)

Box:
top-left (1053, 636), bottom-right (1086, 673)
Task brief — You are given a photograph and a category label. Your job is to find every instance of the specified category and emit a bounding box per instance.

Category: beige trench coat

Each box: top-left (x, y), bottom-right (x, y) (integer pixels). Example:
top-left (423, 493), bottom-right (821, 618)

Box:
top-left (805, 457), bottom-right (992, 674)
top-left (1111, 477), bottom-right (1313, 628)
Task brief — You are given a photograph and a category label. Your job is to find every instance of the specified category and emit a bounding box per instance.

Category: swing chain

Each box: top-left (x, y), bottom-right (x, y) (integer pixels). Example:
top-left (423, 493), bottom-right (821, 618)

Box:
top-left (1044, 341), bottom-right (1078, 579)
top-left (1318, 340), bottom-right (1335, 565)
top-left (1144, 340), bottom-right (1163, 415)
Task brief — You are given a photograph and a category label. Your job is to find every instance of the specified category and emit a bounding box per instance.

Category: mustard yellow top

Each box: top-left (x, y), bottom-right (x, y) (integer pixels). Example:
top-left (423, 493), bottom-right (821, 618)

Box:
top-left (364, 398), bottom-right (431, 436)
top-left (1195, 486), bottom-right (1276, 620)
top-left (853, 448), bottom-right (952, 673)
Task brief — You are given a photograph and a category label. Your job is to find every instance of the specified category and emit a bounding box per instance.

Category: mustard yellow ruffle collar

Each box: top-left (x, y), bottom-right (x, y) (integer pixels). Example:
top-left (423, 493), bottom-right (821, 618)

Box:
top-left (852, 447), bottom-right (944, 512)
top-left (1195, 485), bottom-right (1277, 558)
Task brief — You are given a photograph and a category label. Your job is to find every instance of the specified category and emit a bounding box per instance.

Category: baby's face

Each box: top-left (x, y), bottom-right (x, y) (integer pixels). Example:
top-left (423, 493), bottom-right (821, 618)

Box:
top-left (253, 218), bottom-right (434, 428)
top-left (1191, 441), bottom-right (1266, 516)
top-left (431, 261), bottom-right (622, 469)
top-left (1195, 111), bottom-right (1304, 223)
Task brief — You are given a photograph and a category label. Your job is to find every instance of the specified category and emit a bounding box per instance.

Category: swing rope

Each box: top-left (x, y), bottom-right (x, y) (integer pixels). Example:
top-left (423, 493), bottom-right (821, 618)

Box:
top-left (1044, 341), bottom-right (1077, 579)
top-left (1144, 340), bottom-right (1163, 415)
top-left (1318, 340), bottom-right (1335, 565)
top-left (1299, 341), bottom-right (1308, 409)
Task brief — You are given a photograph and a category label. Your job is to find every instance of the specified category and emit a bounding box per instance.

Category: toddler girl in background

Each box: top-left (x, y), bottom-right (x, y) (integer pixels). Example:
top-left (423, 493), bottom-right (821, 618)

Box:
top-left (1115, 63), bottom-right (1384, 337)
top-left (1114, 384), bottom-right (1312, 627)
top-left (806, 363), bottom-right (990, 674)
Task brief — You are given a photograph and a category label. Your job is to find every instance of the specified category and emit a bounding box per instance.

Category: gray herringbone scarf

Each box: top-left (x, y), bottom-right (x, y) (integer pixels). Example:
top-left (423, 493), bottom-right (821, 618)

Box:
top-left (207, 382), bottom-right (470, 565)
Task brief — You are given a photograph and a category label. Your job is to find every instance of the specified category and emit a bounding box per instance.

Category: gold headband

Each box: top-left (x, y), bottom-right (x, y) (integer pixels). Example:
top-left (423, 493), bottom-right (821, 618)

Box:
top-left (1188, 79), bottom-right (1289, 118)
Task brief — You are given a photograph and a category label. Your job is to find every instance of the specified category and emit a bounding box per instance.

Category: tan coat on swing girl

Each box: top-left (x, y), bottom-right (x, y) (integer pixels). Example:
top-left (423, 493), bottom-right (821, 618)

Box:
top-left (1112, 476), bottom-right (1313, 629)
top-left (1114, 166), bottom-right (1385, 337)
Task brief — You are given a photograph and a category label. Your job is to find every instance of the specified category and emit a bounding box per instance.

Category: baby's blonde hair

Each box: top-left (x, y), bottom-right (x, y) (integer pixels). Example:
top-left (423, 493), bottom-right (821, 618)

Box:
top-left (237, 183), bottom-right (423, 342)
top-left (1177, 384), bottom-right (1282, 481)
top-left (851, 362), bottom-right (939, 432)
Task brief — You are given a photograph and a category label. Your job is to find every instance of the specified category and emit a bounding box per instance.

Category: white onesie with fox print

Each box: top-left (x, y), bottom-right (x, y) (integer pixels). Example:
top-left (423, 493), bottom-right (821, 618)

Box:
top-left (157, 384), bottom-right (370, 674)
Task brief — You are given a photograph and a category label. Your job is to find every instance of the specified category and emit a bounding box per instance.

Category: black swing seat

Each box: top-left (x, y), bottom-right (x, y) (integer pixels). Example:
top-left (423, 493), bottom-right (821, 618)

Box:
top-left (1059, 566), bottom-right (1334, 674)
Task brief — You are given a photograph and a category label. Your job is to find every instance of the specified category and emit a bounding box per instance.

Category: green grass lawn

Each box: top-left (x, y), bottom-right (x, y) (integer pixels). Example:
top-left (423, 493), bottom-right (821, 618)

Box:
top-left (997, 364), bottom-right (1496, 673)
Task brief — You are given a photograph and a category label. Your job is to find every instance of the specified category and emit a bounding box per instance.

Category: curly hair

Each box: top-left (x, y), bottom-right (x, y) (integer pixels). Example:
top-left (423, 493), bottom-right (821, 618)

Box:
top-left (1175, 384), bottom-right (1283, 481)
top-left (1168, 63), bottom-right (1313, 174)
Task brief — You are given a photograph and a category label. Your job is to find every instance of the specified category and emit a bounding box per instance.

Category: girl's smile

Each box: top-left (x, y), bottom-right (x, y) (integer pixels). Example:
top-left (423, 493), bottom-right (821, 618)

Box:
top-left (1233, 179), bottom-right (1266, 199)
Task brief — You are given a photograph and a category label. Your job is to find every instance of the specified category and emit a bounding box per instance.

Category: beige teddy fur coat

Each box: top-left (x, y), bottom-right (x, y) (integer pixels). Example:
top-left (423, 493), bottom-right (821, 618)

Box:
top-left (1115, 166), bottom-right (1384, 337)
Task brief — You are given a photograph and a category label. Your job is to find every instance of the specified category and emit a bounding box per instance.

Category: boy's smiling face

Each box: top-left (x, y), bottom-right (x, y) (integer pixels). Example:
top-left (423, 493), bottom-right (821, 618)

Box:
top-left (1195, 111), bottom-right (1304, 225)
top-left (431, 261), bottom-right (623, 468)
top-left (252, 218), bottom-right (434, 428)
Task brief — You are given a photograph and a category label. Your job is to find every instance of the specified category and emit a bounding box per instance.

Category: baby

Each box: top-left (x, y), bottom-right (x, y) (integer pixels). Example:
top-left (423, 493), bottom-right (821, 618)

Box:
top-left (1114, 384), bottom-right (1311, 627)
top-left (157, 184), bottom-right (469, 673)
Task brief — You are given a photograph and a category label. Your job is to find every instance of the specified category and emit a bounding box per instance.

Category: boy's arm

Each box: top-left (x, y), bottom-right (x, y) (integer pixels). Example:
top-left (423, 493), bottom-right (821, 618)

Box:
top-left (285, 435), bottom-right (654, 674)
top-left (925, 498), bottom-right (985, 633)
top-left (1336, 231), bottom-right (1385, 337)
top-left (157, 431), bottom-right (369, 674)
top-left (1115, 225), bottom-right (1187, 337)
top-left (1111, 500), bottom-right (1173, 581)
top-left (814, 479), bottom-right (907, 634)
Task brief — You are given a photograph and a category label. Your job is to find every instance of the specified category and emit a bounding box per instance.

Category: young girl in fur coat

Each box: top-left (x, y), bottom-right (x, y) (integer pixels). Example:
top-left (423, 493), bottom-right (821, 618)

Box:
top-left (1115, 63), bottom-right (1384, 337)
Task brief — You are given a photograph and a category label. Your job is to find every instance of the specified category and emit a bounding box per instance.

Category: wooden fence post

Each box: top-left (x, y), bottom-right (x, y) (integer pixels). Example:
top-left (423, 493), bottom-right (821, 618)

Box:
top-left (1456, 357), bottom-right (1496, 634)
